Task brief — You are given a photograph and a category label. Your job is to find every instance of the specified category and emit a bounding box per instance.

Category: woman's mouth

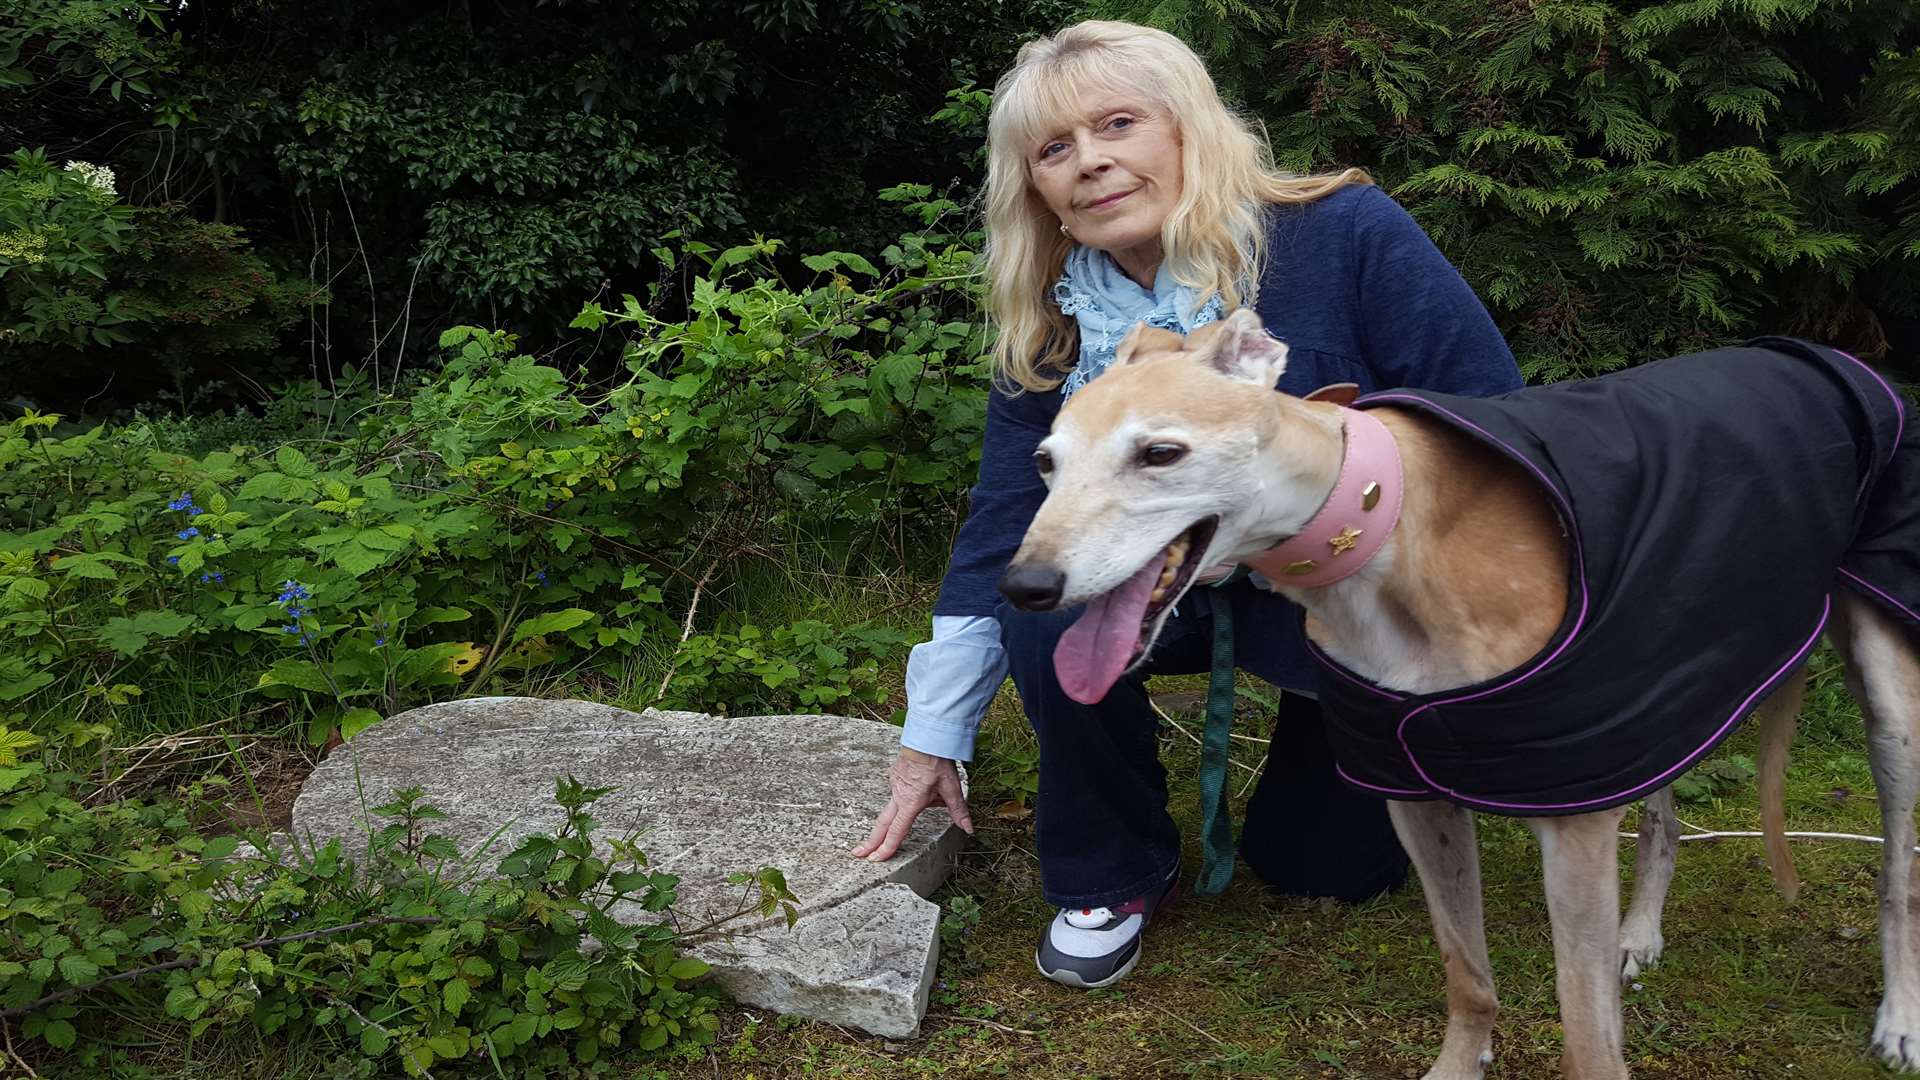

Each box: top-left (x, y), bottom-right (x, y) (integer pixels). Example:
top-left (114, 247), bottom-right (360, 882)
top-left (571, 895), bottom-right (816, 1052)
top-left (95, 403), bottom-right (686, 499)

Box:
top-left (1085, 188), bottom-right (1137, 211)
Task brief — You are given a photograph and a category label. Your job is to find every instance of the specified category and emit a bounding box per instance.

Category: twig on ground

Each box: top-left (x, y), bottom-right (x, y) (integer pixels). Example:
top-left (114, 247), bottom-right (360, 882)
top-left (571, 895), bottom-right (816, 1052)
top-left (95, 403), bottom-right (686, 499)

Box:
top-left (1150, 700), bottom-right (1262, 777)
top-left (653, 557), bottom-right (725, 702)
top-left (949, 1014), bottom-right (1038, 1036)
top-left (1619, 818), bottom-right (1920, 853)
top-left (3, 1018), bottom-right (40, 1079)
top-left (1151, 1000), bottom-right (1226, 1046)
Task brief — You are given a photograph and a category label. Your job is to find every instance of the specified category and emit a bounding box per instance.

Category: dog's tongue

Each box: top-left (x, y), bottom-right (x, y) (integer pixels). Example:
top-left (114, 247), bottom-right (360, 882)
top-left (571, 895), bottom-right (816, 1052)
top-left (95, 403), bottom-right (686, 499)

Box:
top-left (1054, 551), bottom-right (1167, 704)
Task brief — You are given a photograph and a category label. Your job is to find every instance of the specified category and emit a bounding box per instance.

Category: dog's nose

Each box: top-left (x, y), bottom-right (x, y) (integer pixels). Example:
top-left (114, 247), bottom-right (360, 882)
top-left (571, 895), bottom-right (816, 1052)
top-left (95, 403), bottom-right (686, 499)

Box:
top-left (998, 563), bottom-right (1066, 611)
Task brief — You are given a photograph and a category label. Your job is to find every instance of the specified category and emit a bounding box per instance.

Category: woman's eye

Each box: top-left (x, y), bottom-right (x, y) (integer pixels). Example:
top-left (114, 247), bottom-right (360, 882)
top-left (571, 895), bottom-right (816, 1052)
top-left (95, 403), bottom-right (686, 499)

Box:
top-left (1039, 142), bottom-right (1067, 159)
top-left (1108, 116), bottom-right (1133, 131)
top-left (1140, 444), bottom-right (1185, 467)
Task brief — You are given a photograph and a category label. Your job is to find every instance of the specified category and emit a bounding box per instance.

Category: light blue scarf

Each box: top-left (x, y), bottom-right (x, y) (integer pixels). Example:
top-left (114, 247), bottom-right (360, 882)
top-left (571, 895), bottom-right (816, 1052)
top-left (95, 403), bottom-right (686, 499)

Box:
top-left (1052, 245), bottom-right (1226, 400)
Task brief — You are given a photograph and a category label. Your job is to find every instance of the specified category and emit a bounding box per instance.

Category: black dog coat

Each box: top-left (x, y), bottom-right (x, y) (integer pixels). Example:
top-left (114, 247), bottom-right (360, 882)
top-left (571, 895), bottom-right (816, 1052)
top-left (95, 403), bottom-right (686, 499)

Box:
top-left (1316, 337), bottom-right (1919, 814)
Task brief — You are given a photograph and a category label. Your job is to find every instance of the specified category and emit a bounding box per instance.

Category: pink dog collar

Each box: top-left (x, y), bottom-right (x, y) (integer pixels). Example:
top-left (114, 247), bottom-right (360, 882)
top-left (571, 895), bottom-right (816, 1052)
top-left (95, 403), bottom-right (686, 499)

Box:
top-left (1241, 406), bottom-right (1404, 589)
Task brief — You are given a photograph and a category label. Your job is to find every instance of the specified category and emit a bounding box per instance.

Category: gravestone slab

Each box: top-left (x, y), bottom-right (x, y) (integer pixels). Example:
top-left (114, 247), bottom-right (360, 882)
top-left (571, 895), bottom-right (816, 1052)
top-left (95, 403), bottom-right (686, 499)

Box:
top-left (289, 697), bottom-right (965, 1037)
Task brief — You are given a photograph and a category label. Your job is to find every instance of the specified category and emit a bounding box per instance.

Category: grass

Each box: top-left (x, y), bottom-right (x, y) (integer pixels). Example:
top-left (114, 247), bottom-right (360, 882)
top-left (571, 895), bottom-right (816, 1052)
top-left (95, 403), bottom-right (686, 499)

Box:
top-left (41, 572), bottom-right (1919, 1079)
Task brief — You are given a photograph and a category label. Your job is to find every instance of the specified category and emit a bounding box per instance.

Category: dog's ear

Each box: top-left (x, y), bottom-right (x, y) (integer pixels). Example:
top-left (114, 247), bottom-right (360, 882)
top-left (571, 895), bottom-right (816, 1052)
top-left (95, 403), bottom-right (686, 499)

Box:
top-left (1115, 324), bottom-right (1186, 367)
top-left (1204, 308), bottom-right (1290, 387)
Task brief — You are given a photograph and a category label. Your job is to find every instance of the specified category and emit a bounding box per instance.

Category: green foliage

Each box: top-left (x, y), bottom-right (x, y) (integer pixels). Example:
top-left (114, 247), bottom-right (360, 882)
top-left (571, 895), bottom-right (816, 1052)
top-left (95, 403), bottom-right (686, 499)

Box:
top-left (1673, 752), bottom-right (1756, 804)
top-left (1099, 0), bottom-right (1920, 379)
top-left (0, 0), bottom-right (179, 115)
top-left (264, 44), bottom-right (744, 312)
top-left (1, 147), bottom-right (323, 409)
top-left (0, 148), bottom-right (135, 348)
top-left (0, 212), bottom-right (984, 745)
top-left (0, 744), bottom-right (794, 1075)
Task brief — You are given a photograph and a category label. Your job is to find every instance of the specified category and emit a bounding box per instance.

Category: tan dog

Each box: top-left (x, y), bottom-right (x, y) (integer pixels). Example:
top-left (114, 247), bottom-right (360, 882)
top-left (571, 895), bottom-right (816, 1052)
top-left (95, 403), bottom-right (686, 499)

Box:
top-left (997, 308), bottom-right (1920, 1079)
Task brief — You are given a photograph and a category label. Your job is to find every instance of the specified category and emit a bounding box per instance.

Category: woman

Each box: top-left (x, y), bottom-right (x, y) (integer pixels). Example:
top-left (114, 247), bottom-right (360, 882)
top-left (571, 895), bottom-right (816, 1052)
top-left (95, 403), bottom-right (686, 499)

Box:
top-left (852, 20), bottom-right (1522, 989)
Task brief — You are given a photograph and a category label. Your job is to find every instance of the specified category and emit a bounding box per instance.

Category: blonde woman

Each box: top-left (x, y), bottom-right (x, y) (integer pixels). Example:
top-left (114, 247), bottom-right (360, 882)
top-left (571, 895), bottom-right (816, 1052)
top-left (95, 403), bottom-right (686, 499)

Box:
top-left (853, 20), bottom-right (1522, 988)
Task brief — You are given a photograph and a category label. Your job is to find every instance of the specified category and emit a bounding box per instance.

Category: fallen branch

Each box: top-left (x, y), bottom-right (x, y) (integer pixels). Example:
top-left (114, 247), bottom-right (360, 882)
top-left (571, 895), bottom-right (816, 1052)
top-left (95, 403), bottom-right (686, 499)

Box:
top-left (653, 558), bottom-right (724, 703)
top-left (2, 1018), bottom-right (40, 1078)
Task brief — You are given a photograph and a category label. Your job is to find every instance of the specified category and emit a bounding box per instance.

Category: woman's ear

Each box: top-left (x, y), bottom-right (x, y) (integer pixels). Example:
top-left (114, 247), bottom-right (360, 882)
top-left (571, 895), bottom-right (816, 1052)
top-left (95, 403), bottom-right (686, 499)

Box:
top-left (1203, 308), bottom-right (1291, 388)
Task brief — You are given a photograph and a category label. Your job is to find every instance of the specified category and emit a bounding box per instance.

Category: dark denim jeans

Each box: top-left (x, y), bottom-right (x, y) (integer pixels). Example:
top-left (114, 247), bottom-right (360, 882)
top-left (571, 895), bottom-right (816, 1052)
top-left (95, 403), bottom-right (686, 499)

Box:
top-left (998, 582), bottom-right (1410, 909)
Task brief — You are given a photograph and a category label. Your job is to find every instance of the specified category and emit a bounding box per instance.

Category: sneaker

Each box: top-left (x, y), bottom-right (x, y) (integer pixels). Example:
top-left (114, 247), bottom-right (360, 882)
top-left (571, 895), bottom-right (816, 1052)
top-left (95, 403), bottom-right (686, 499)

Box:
top-left (1035, 870), bottom-right (1180, 989)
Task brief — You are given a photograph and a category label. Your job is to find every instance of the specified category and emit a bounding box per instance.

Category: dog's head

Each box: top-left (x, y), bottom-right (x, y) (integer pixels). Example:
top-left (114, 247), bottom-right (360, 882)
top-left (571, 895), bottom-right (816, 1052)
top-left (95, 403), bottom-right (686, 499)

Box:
top-left (996, 307), bottom-right (1345, 704)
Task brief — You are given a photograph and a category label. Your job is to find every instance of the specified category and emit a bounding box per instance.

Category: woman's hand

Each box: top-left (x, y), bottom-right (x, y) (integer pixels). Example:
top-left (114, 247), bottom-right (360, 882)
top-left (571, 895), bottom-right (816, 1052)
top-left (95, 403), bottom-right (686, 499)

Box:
top-left (851, 746), bottom-right (974, 862)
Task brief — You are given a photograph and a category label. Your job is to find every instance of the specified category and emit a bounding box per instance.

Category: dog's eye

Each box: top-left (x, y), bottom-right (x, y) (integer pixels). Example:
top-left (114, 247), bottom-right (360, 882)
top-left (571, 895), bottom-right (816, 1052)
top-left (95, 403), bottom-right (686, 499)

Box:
top-left (1139, 444), bottom-right (1185, 467)
top-left (1033, 449), bottom-right (1054, 475)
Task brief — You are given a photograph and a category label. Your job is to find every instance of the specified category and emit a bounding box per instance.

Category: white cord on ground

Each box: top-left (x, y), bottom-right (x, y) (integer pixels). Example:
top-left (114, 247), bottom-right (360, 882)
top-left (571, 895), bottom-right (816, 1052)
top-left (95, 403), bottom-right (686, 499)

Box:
top-left (1617, 826), bottom-right (1920, 855)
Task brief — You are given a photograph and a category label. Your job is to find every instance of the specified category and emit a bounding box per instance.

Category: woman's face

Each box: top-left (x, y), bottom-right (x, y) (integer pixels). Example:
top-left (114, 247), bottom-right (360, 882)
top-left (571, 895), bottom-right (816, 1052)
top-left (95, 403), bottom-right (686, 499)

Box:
top-left (1028, 89), bottom-right (1183, 278)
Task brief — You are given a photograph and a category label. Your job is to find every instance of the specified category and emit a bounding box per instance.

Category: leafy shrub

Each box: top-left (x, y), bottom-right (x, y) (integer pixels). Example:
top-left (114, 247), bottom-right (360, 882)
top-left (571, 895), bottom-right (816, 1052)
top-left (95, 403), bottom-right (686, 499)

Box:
top-left (0, 207), bottom-right (986, 744)
top-left (1101, 0), bottom-right (1920, 379)
top-left (0, 733), bottom-right (794, 1076)
top-left (0, 148), bottom-right (323, 410)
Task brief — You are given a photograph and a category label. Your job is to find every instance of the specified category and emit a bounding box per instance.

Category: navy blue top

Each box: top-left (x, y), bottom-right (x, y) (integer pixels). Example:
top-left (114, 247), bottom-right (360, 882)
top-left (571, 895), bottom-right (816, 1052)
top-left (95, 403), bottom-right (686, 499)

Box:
top-left (932, 184), bottom-right (1524, 689)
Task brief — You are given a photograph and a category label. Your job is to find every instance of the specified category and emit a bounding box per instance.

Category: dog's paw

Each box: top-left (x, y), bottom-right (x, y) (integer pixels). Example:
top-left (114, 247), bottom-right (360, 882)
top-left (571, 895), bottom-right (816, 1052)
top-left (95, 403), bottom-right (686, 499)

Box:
top-left (1872, 1000), bottom-right (1920, 1072)
top-left (1619, 926), bottom-right (1664, 984)
top-left (1419, 1047), bottom-right (1493, 1080)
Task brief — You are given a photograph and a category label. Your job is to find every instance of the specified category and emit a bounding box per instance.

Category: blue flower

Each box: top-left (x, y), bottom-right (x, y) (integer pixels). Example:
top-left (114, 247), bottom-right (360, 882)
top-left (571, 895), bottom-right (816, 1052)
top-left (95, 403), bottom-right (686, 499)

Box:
top-left (167, 492), bottom-right (203, 514)
top-left (275, 581), bottom-right (311, 606)
top-left (176, 526), bottom-right (200, 540)
top-left (282, 624), bottom-right (300, 634)
top-left (534, 569), bottom-right (549, 586)
top-left (166, 555), bottom-right (179, 565)
top-left (375, 636), bottom-right (386, 646)
top-left (285, 605), bottom-right (306, 618)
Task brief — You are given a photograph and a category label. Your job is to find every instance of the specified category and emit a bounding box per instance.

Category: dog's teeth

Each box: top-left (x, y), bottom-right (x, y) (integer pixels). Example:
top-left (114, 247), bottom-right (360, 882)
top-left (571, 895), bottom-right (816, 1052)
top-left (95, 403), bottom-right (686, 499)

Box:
top-left (1157, 566), bottom-right (1176, 586)
top-left (1164, 546), bottom-right (1186, 568)
top-left (1150, 587), bottom-right (1166, 602)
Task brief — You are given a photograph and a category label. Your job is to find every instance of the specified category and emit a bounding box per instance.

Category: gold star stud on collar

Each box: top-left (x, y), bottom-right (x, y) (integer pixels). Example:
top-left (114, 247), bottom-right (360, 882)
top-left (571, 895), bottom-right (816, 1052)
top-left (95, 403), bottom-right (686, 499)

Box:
top-left (1328, 526), bottom-right (1364, 555)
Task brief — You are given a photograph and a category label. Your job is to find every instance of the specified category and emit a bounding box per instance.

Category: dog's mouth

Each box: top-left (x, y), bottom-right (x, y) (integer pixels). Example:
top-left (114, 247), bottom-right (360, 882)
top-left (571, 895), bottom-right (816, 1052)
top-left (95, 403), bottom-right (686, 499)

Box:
top-left (1053, 516), bottom-right (1220, 705)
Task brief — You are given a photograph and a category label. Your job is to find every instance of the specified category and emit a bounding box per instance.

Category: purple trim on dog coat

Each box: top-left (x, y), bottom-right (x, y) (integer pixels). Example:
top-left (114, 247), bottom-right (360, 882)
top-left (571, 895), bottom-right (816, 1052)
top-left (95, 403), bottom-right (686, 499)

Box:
top-left (1314, 337), bottom-right (1918, 815)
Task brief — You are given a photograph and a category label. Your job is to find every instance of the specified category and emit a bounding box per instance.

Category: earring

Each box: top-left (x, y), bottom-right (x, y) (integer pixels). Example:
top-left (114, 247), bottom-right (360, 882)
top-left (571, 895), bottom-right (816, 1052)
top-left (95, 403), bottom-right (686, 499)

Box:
top-left (1059, 222), bottom-right (1071, 237)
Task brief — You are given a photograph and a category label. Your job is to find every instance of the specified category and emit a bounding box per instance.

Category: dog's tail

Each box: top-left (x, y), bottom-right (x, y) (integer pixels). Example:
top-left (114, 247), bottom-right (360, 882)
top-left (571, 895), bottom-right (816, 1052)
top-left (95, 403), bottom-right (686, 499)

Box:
top-left (1756, 667), bottom-right (1811, 902)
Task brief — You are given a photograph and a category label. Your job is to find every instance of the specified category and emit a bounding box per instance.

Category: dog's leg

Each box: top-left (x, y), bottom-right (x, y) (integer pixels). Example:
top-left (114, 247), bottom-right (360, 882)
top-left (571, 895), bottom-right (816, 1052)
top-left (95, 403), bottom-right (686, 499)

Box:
top-left (1836, 592), bottom-right (1920, 1072)
top-left (1532, 808), bottom-right (1631, 1080)
top-left (1389, 799), bottom-right (1497, 1080)
top-left (1618, 786), bottom-right (1677, 983)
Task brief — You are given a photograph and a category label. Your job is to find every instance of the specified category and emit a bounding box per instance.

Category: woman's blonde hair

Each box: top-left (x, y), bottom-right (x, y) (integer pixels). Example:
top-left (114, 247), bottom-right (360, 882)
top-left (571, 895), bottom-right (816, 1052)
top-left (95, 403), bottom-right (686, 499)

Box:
top-left (984, 19), bottom-right (1370, 392)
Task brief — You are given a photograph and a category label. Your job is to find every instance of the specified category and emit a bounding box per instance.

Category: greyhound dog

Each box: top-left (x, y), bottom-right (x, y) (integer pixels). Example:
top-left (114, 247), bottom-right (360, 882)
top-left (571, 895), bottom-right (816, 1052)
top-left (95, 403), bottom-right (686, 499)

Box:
top-left (996, 308), bottom-right (1920, 1079)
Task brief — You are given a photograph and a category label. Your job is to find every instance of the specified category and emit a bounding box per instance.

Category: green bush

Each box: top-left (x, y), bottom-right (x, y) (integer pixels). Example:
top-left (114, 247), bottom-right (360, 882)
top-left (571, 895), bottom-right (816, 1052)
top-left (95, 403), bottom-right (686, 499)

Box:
top-left (0, 734), bottom-right (794, 1075)
top-left (1102, 0), bottom-right (1920, 379)
top-left (0, 204), bottom-right (985, 744)
top-left (0, 148), bottom-right (323, 410)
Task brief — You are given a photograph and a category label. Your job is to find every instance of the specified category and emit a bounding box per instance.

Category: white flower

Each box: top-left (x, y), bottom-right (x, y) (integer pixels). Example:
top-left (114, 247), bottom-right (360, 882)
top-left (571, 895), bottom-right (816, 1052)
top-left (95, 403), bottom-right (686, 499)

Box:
top-left (63, 160), bottom-right (117, 198)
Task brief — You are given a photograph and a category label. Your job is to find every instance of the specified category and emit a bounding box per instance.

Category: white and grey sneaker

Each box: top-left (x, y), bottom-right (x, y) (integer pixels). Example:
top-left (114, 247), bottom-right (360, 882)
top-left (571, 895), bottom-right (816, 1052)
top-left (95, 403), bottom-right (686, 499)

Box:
top-left (1035, 870), bottom-right (1180, 989)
